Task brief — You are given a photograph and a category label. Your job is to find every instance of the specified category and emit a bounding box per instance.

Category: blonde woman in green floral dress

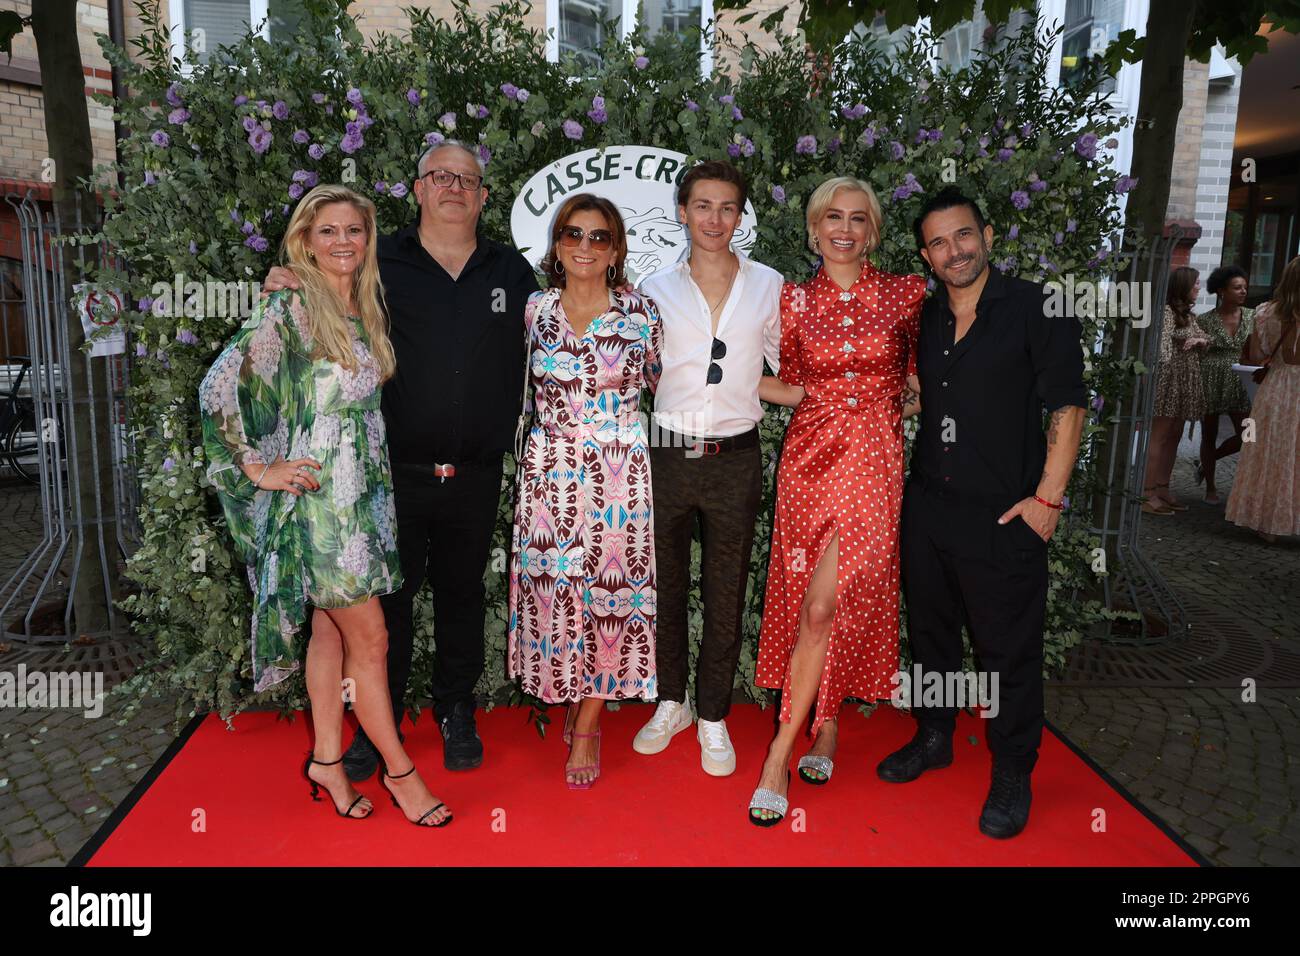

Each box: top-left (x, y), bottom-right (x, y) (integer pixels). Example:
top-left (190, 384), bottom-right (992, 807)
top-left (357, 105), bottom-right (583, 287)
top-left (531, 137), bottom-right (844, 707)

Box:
top-left (199, 185), bottom-right (451, 827)
top-left (1196, 265), bottom-right (1255, 504)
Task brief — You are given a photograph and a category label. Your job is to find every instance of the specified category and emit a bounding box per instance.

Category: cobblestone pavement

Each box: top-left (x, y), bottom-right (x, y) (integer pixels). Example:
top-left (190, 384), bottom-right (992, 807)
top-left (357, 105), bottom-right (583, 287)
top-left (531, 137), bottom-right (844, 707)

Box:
top-left (2, 427), bottom-right (1297, 865)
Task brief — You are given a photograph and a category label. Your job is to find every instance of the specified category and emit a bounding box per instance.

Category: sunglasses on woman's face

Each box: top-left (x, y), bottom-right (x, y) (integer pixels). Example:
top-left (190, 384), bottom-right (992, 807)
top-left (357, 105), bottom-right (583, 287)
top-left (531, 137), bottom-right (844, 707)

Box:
top-left (559, 226), bottom-right (613, 251)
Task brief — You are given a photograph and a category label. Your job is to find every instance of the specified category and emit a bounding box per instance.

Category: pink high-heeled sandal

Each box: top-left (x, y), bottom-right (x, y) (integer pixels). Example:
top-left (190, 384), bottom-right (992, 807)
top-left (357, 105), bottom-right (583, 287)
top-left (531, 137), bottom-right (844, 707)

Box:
top-left (566, 729), bottom-right (601, 790)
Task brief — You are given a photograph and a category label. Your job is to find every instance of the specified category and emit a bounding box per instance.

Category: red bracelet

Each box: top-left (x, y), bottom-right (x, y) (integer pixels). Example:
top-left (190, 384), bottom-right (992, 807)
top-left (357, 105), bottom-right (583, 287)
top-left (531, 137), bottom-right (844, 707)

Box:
top-left (1033, 494), bottom-right (1063, 510)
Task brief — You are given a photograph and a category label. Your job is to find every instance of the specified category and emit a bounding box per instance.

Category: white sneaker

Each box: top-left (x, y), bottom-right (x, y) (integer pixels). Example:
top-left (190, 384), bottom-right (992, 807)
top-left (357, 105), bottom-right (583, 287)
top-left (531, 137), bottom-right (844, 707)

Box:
top-left (633, 697), bottom-right (694, 754)
top-left (697, 718), bottom-right (737, 776)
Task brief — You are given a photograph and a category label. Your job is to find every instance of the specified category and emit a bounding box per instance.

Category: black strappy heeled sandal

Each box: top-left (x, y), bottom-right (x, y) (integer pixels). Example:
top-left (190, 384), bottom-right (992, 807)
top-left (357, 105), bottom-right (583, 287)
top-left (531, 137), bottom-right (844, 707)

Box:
top-left (303, 753), bottom-right (372, 819)
top-left (381, 764), bottom-right (453, 828)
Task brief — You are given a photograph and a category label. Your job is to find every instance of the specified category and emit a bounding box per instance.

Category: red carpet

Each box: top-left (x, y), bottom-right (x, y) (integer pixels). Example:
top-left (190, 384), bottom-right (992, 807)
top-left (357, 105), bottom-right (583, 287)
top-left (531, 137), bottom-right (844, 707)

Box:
top-left (81, 703), bottom-right (1199, 866)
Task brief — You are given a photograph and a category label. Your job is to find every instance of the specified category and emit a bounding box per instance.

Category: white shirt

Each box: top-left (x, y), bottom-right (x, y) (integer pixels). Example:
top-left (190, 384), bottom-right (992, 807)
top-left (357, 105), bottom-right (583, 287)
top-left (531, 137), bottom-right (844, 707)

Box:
top-left (639, 248), bottom-right (782, 439)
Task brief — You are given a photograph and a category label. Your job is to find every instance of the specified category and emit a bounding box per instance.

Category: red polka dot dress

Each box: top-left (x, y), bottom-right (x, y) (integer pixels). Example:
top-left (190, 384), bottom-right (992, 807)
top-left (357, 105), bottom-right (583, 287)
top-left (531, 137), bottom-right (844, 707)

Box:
top-left (756, 261), bottom-right (925, 735)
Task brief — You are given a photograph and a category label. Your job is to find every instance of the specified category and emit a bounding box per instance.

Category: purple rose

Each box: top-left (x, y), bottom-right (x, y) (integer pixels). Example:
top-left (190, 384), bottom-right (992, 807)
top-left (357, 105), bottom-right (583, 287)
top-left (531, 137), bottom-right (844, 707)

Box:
top-left (477, 145), bottom-right (491, 165)
top-left (1106, 137), bottom-right (1119, 149)
top-left (889, 141), bottom-right (904, 161)
top-left (727, 143), bottom-right (741, 158)
top-left (272, 100), bottom-right (289, 120)
top-left (390, 182), bottom-right (408, 199)
top-left (1020, 122), bottom-right (1034, 138)
top-left (771, 185), bottom-right (786, 204)
top-left (1010, 190), bottom-right (1031, 210)
top-left (189, 240), bottom-right (197, 254)
top-left (234, 94), bottom-right (248, 106)
top-left (248, 127), bottom-right (273, 154)
top-left (346, 87), bottom-right (364, 106)
top-left (562, 119), bottom-right (584, 140)
top-left (177, 329), bottom-right (199, 345)
top-left (288, 183), bottom-right (304, 199)
top-left (719, 94), bottom-right (734, 105)
top-left (282, 204), bottom-right (290, 216)
top-left (292, 170), bottom-right (319, 187)
top-left (732, 106), bottom-right (743, 120)
top-left (1029, 179), bottom-right (1048, 192)
top-left (166, 82), bottom-right (183, 107)
top-left (685, 99), bottom-right (698, 112)
top-left (995, 148), bottom-right (1014, 162)
top-left (424, 131), bottom-right (445, 147)
top-left (292, 129), bottom-right (310, 144)
top-left (827, 136), bottom-right (841, 153)
top-left (516, 88), bottom-right (529, 103)
top-left (136, 342), bottom-right (147, 357)
top-left (308, 143), bottom-right (325, 160)
top-left (168, 108), bottom-right (190, 125)
top-left (634, 55), bottom-right (649, 69)
top-left (163, 457), bottom-right (175, 472)
top-left (230, 208), bottom-right (241, 222)
top-left (587, 99), bottom-right (608, 123)
top-left (472, 104), bottom-right (489, 120)
top-left (241, 220), bottom-right (256, 235)
top-left (340, 131), bottom-right (364, 154)
top-left (1074, 132), bottom-right (1098, 160)
top-left (841, 103), bottom-right (867, 120)
top-left (892, 172), bottom-right (923, 202)
top-left (345, 120), bottom-right (361, 137)
top-left (795, 135), bottom-right (817, 155)
top-left (861, 126), bottom-right (877, 148)
top-left (374, 180), bottom-right (388, 194)
top-left (1007, 224), bottom-right (1020, 239)
top-left (1115, 175), bottom-right (1139, 194)
top-left (501, 82), bottom-right (519, 100)
top-left (244, 235), bottom-right (269, 253)
top-left (1066, 218), bottom-right (1077, 233)
top-left (407, 88), bottom-right (421, 105)
top-left (312, 92), bottom-right (326, 104)
top-left (915, 128), bottom-right (930, 145)
top-left (1054, 231), bottom-right (1064, 245)
top-left (976, 148), bottom-right (990, 158)
top-left (438, 111), bottom-right (456, 130)
top-left (978, 134), bottom-right (991, 148)
top-left (151, 130), bottom-right (170, 147)
top-left (241, 115), bottom-right (259, 133)
top-left (741, 138), bottom-right (754, 157)
top-left (928, 129), bottom-right (943, 142)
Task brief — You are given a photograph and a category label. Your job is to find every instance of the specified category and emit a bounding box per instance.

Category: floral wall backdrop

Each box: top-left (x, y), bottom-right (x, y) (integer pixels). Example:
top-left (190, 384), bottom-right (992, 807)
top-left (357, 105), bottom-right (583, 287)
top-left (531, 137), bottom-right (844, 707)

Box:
top-left (100, 0), bottom-right (1135, 724)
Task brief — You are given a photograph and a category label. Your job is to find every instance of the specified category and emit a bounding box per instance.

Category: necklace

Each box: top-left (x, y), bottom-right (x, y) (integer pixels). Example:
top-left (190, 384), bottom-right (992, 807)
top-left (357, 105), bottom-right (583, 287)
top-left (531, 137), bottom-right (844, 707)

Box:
top-left (696, 256), bottom-right (739, 315)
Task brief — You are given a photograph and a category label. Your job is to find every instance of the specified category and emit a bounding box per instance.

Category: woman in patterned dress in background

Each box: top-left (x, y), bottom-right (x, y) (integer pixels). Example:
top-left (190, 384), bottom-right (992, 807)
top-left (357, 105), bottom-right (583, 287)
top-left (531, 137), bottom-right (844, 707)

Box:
top-left (1141, 267), bottom-right (1209, 515)
top-left (748, 177), bottom-right (925, 825)
top-left (1226, 255), bottom-right (1300, 540)
top-left (199, 184), bottom-right (450, 827)
top-left (1196, 265), bottom-right (1255, 504)
top-left (507, 193), bottom-right (663, 789)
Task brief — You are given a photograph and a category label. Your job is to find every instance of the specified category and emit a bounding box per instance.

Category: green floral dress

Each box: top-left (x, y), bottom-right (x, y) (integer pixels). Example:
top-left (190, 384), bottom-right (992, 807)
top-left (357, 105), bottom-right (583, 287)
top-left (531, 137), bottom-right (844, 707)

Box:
top-left (198, 289), bottom-right (403, 692)
top-left (1197, 306), bottom-right (1255, 415)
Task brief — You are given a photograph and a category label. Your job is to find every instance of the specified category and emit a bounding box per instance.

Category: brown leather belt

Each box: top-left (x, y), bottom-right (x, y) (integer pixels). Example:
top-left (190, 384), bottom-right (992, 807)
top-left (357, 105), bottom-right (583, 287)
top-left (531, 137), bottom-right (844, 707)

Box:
top-left (656, 426), bottom-right (759, 456)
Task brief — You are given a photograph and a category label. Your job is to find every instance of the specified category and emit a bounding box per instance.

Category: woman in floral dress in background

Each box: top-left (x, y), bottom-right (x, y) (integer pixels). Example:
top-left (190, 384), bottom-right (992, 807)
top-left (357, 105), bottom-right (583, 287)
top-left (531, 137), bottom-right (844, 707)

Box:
top-left (1196, 265), bottom-right (1255, 504)
top-left (507, 193), bottom-right (662, 789)
top-left (200, 184), bottom-right (450, 827)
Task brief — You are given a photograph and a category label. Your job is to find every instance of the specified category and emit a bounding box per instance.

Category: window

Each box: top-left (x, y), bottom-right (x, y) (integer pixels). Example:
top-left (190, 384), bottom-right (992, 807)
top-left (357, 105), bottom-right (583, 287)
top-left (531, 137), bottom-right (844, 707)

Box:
top-left (1058, 0), bottom-right (1123, 94)
top-left (937, 2), bottom-right (1035, 71)
top-left (168, 0), bottom-right (306, 66)
top-left (547, 0), bottom-right (713, 74)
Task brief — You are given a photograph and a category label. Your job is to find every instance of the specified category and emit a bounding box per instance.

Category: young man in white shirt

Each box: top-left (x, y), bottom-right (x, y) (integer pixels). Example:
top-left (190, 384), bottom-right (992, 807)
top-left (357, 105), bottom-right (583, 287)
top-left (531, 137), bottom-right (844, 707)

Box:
top-left (634, 160), bottom-right (783, 775)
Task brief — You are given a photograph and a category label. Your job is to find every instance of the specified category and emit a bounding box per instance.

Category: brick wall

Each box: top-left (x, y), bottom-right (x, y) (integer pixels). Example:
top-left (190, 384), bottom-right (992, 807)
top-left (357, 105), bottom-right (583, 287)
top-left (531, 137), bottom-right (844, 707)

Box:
top-left (1189, 61), bottom-right (1243, 312)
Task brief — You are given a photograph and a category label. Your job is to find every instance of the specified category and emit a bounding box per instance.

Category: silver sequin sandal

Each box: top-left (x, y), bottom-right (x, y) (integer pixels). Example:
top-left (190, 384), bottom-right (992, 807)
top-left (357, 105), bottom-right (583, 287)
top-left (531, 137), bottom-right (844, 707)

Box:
top-left (748, 771), bottom-right (791, 828)
top-left (797, 754), bottom-right (834, 786)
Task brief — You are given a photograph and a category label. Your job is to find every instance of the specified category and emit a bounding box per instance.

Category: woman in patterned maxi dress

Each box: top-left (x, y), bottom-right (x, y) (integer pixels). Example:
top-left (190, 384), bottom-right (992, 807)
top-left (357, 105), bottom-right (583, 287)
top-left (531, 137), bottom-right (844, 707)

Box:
top-left (199, 185), bottom-right (449, 827)
top-left (748, 178), bottom-right (924, 824)
top-left (507, 194), bottom-right (662, 788)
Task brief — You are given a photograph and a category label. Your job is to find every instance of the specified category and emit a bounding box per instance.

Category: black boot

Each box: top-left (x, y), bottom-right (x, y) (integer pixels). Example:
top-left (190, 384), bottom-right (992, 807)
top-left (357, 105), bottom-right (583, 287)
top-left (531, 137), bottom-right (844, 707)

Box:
top-left (439, 699), bottom-right (484, 771)
top-left (876, 725), bottom-right (954, 783)
top-left (341, 724), bottom-right (404, 782)
top-left (979, 764), bottom-right (1032, 838)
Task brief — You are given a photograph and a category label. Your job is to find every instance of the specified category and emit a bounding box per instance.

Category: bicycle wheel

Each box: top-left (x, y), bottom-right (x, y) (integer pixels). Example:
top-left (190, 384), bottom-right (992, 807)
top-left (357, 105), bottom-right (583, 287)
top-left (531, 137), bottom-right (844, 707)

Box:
top-left (5, 410), bottom-right (41, 483)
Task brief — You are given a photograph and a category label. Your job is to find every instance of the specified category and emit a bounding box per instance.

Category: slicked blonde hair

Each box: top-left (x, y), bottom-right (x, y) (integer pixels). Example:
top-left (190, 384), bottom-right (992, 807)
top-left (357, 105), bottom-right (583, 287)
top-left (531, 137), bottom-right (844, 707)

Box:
top-left (805, 176), bottom-right (883, 257)
top-left (281, 184), bottom-right (396, 381)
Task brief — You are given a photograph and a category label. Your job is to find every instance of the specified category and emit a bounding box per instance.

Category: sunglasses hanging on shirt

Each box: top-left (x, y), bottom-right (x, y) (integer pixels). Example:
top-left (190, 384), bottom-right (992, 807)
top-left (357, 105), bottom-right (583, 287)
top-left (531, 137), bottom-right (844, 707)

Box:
top-left (707, 337), bottom-right (727, 385)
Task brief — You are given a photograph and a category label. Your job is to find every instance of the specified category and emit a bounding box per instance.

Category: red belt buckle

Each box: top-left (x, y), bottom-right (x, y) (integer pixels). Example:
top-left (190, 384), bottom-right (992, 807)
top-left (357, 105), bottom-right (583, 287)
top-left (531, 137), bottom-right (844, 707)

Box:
top-left (434, 462), bottom-right (456, 482)
top-left (696, 440), bottom-right (721, 456)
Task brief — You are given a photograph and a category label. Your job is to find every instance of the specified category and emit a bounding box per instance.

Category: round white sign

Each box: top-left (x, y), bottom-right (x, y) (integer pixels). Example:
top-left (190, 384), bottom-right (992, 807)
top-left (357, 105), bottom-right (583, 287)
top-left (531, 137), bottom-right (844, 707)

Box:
top-left (510, 146), bottom-right (758, 282)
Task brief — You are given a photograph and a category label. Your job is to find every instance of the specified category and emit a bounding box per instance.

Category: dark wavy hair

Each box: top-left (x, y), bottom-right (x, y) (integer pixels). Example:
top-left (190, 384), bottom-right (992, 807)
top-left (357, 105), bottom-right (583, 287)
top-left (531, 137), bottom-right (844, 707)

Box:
top-left (538, 193), bottom-right (629, 289)
top-left (677, 159), bottom-right (749, 210)
top-left (1166, 266), bottom-right (1199, 327)
top-left (1206, 264), bottom-right (1247, 296)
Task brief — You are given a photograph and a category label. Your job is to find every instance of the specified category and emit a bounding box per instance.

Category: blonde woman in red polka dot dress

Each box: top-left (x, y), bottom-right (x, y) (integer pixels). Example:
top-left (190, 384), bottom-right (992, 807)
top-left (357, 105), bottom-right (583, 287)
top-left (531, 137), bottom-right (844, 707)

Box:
top-left (747, 177), bottom-right (925, 825)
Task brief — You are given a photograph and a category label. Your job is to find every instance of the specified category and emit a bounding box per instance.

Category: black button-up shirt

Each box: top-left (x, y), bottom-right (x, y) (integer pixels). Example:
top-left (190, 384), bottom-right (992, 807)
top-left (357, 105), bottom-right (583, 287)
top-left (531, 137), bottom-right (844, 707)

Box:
top-left (378, 225), bottom-right (539, 466)
top-left (911, 266), bottom-right (1087, 508)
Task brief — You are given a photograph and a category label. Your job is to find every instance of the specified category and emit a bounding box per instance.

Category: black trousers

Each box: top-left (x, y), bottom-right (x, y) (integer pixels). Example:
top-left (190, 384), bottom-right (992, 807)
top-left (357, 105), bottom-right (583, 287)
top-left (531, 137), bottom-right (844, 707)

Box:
top-left (900, 480), bottom-right (1047, 773)
top-left (649, 439), bottom-right (763, 722)
top-left (381, 456), bottom-right (504, 725)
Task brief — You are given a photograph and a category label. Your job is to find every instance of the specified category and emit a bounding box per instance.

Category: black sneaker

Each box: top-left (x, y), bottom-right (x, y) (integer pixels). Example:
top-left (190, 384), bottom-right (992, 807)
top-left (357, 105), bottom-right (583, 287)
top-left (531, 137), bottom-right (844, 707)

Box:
top-left (439, 700), bottom-right (484, 771)
top-left (979, 764), bottom-right (1032, 839)
top-left (341, 725), bottom-right (403, 782)
top-left (875, 725), bottom-right (954, 783)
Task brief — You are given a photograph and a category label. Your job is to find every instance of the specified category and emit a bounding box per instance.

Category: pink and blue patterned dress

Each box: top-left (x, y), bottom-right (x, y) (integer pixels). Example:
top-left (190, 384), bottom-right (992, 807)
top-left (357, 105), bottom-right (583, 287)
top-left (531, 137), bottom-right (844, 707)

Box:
top-left (507, 287), bottom-right (662, 703)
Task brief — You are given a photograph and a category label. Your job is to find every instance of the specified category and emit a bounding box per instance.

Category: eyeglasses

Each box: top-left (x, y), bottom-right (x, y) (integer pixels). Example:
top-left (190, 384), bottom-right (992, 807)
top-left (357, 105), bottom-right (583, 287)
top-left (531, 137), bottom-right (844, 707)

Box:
top-left (419, 168), bottom-right (483, 191)
top-left (707, 338), bottom-right (726, 385)
top-left (558, 226), bottom-right (614, 251)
